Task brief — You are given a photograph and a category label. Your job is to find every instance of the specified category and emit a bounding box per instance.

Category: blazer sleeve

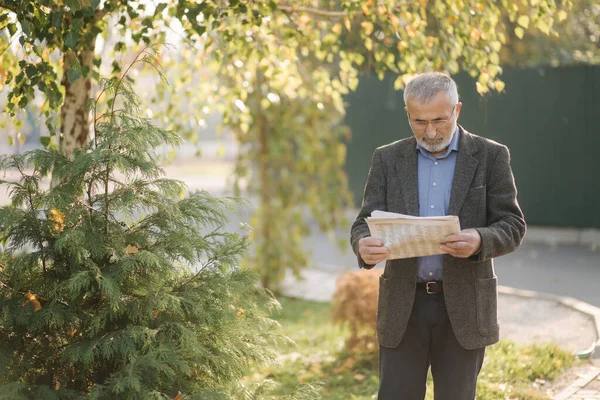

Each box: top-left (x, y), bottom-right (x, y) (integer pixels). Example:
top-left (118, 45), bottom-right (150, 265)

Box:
top-left (350, 148), bottom-right (388, 269)
top-left (472, 145), bottom-right (526, 262)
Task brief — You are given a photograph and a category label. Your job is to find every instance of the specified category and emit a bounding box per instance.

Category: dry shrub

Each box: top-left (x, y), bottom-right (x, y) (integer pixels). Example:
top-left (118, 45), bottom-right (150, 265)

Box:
top-left (332, 268), bottom-right (382, 354)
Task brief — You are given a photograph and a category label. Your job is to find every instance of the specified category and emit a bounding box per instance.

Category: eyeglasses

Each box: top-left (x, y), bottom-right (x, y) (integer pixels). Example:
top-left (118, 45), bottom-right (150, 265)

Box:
top-left (408, 105), bottom-right (457, 132)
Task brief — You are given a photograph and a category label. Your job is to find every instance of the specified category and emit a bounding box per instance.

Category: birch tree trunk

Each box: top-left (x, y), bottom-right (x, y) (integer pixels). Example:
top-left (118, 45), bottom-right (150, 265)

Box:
top-left (59, 42), bottom-right (96, 156)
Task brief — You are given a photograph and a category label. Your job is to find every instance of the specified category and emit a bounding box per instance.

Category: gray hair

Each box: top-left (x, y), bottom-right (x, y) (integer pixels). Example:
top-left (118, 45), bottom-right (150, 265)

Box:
top-left (403, 72), bottom-right (459, 106)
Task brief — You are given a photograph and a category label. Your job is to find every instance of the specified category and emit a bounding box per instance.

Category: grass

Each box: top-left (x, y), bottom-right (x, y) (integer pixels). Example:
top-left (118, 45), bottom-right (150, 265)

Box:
top-left (248, 296), bottom-right (577, 400)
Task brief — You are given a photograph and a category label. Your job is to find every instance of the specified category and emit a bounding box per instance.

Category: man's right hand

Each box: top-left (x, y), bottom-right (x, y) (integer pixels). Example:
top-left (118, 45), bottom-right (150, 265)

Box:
top-left (358, 237), bottom-right (390, 265)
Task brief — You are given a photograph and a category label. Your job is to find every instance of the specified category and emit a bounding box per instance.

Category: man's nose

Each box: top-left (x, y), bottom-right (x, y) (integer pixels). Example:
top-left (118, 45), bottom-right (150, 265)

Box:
top-left (425, 123), bottom-right (437, 138)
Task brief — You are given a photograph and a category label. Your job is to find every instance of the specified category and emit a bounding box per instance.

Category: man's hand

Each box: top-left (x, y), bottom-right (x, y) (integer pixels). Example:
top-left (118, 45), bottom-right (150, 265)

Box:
top-left (440, 228), bottom-right (482, 258)
top-left (358, 237), bottom-right (390, 265)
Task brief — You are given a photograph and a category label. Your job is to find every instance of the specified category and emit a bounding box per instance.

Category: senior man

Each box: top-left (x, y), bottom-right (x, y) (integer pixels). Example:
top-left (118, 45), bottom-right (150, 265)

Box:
top-left (350, 72), bottom-right (526, 399)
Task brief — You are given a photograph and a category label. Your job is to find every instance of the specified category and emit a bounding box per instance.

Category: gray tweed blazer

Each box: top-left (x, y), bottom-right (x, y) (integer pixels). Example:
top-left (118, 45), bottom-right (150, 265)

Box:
top-left (350, 126), bottom-right (526, 350)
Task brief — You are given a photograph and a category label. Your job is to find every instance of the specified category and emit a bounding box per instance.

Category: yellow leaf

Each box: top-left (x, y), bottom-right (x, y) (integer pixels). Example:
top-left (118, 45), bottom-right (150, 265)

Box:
top-left (390, 14), bottom-right (399, 31)
top-left (125, 244), bottom-right (139, 255)
top-left (536, 18), bottom-right (552, 35)
top-left (517, 15), bottom-right (529, 29)
top-left (479, 72), bottom-right (490, 86)
top-left (260, 98), bottom-right (271, 110)
top-left (489, 53), bottom-right (500, 65)
top-left (494, 80), bottom-right (506, 92)
top-left (469, 28), bottom-right (481, 42)
top-left (361, 2), bottom-right (370, 16)
top-left (393, 76), bottom-right (404, 90)
top-left (514, 27), bottom-right (524, 39)
top-left (557, 10), bottom-right (568, 22)
top-left (17, 132), bottom-right (25, 145)
top-left (361, 21), bottom-right (374, 36)
top-left (49, 209), bottom-right (65, 232)
top-left (344, 17), bottom-right (351, 31)
top-left (25, 292), bottom-right (42, 312)
top-left (332, 22), bottom-right (342, 35)
top-left (475, 81), bottom-right (488, 94)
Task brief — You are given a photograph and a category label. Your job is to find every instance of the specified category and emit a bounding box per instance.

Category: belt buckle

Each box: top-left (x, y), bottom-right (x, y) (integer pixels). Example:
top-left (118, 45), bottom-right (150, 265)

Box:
top-left (425, 281), bottom-right (436, 294)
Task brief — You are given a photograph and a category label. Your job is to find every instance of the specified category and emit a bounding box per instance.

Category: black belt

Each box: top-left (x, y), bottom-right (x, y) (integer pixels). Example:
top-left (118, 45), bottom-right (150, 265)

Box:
top-left (416, 281), bottom-right (443, 294)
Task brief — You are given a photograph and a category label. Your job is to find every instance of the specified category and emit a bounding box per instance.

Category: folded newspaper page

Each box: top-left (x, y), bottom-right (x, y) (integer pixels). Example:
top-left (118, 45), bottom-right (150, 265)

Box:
top-left (365, 210), bottom-right (461, 260)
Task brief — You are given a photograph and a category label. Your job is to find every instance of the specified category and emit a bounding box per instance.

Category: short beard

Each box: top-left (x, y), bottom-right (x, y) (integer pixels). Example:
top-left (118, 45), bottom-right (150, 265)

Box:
top-left (418, 124), bottom-right (456, 154)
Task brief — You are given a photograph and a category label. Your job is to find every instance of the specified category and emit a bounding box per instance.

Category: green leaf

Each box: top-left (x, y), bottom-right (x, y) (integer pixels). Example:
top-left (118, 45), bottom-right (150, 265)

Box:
top-left (67, 68), bottom-right (81, 83)
top-left (114, 41), bottom-right (126, 52)
top-left (52, 12), bottom-right (63, 29)
top-left (192, 24), bottom-right (206, 36)
top-left (72, 18), bottom-right (83, 31)
top-left (64, 31), bottom-right (78, 49)
top-left (20, 20), bottom-right (32, 36)
top-left (154, 3), bottom-right (168, 16)
top-left (7, 23), bottom-right (17, 37)
top-left (40, 136), bottom-right (51, 147)
top-left (65, 0), bottom-right (80, 12)
top-left (7, 136), bottom-right (13, 146)
top-left (25, 64), bottom-right (37, 78)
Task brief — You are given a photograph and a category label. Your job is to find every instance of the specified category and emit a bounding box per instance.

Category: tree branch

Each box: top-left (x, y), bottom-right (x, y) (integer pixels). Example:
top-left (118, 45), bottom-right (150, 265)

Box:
top-left (277, 6), bottom-right (347, 18)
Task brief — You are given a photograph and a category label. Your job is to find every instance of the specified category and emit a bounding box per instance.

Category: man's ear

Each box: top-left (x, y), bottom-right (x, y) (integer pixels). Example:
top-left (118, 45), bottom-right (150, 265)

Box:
top-left (455, 102), bottom-right (463, 117)
top-left (404, 106), bottom-right (408, 112)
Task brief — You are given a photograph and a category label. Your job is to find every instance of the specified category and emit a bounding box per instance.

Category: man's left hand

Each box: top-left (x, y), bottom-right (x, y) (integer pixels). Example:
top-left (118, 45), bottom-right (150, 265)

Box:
top-left (440, 228), bottom-right (482, 258)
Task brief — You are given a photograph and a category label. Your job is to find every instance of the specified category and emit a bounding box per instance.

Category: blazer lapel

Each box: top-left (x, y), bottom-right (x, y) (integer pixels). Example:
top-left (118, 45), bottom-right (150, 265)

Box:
top-left (395, 138), bottom-right (419, 216)
top-left (448, 127), bottom-right (479, 216)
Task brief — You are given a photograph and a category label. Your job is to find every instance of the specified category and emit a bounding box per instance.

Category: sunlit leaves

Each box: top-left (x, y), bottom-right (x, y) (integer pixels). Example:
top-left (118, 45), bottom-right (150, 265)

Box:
top-left (24, 292), bottom-right (42, 312)
top-left (49, 208), bottom-right (65, 233)
top-left (0, 0), bottom-right (584, 290)
top-left (515, 26), bottom-right (525, 39)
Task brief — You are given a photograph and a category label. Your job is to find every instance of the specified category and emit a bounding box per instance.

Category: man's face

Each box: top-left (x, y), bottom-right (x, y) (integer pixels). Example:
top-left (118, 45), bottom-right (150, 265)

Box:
top-left (405, 91), bottom-right (462, 156)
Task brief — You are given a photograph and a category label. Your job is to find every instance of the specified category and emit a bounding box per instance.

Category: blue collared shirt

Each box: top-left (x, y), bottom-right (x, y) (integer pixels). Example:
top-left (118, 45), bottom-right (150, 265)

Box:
top-left (416, 128), bottom-right (460, 282)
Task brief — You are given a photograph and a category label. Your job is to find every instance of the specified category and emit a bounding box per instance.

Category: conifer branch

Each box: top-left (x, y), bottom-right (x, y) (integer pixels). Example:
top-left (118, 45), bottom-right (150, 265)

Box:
top-left (173, 257), bottom-right (218, 292)
top-left (12, 160), bottom-right (48, 291)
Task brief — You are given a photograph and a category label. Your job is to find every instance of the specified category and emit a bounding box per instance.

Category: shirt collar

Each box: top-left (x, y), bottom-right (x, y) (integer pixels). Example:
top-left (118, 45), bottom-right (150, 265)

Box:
top-left (416, 126), bottom-right (460, 160)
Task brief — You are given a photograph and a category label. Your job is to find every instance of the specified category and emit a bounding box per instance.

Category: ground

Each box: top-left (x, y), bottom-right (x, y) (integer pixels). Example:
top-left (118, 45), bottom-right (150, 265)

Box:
top-left (245, 296), bottom-right (578, 400)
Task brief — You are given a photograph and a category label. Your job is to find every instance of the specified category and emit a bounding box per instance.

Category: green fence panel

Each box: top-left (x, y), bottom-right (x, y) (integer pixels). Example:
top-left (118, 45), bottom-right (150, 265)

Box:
top-left (344, 66), bottom-right (599, 228)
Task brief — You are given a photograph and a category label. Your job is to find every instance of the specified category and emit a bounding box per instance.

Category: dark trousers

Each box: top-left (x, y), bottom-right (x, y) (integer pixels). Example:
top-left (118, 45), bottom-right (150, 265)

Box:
top-left (378, 290), bottom-right (486, 400)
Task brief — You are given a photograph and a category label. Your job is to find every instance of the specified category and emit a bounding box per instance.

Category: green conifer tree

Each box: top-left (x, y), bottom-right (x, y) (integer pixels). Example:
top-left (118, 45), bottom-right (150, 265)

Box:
top-left (0, 50), bottom-right (320, 400)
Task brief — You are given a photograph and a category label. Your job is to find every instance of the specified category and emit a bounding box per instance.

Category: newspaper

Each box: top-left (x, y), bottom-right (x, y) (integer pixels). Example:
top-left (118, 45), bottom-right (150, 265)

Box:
top-left (365, 210), bottom-right (461, 260)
